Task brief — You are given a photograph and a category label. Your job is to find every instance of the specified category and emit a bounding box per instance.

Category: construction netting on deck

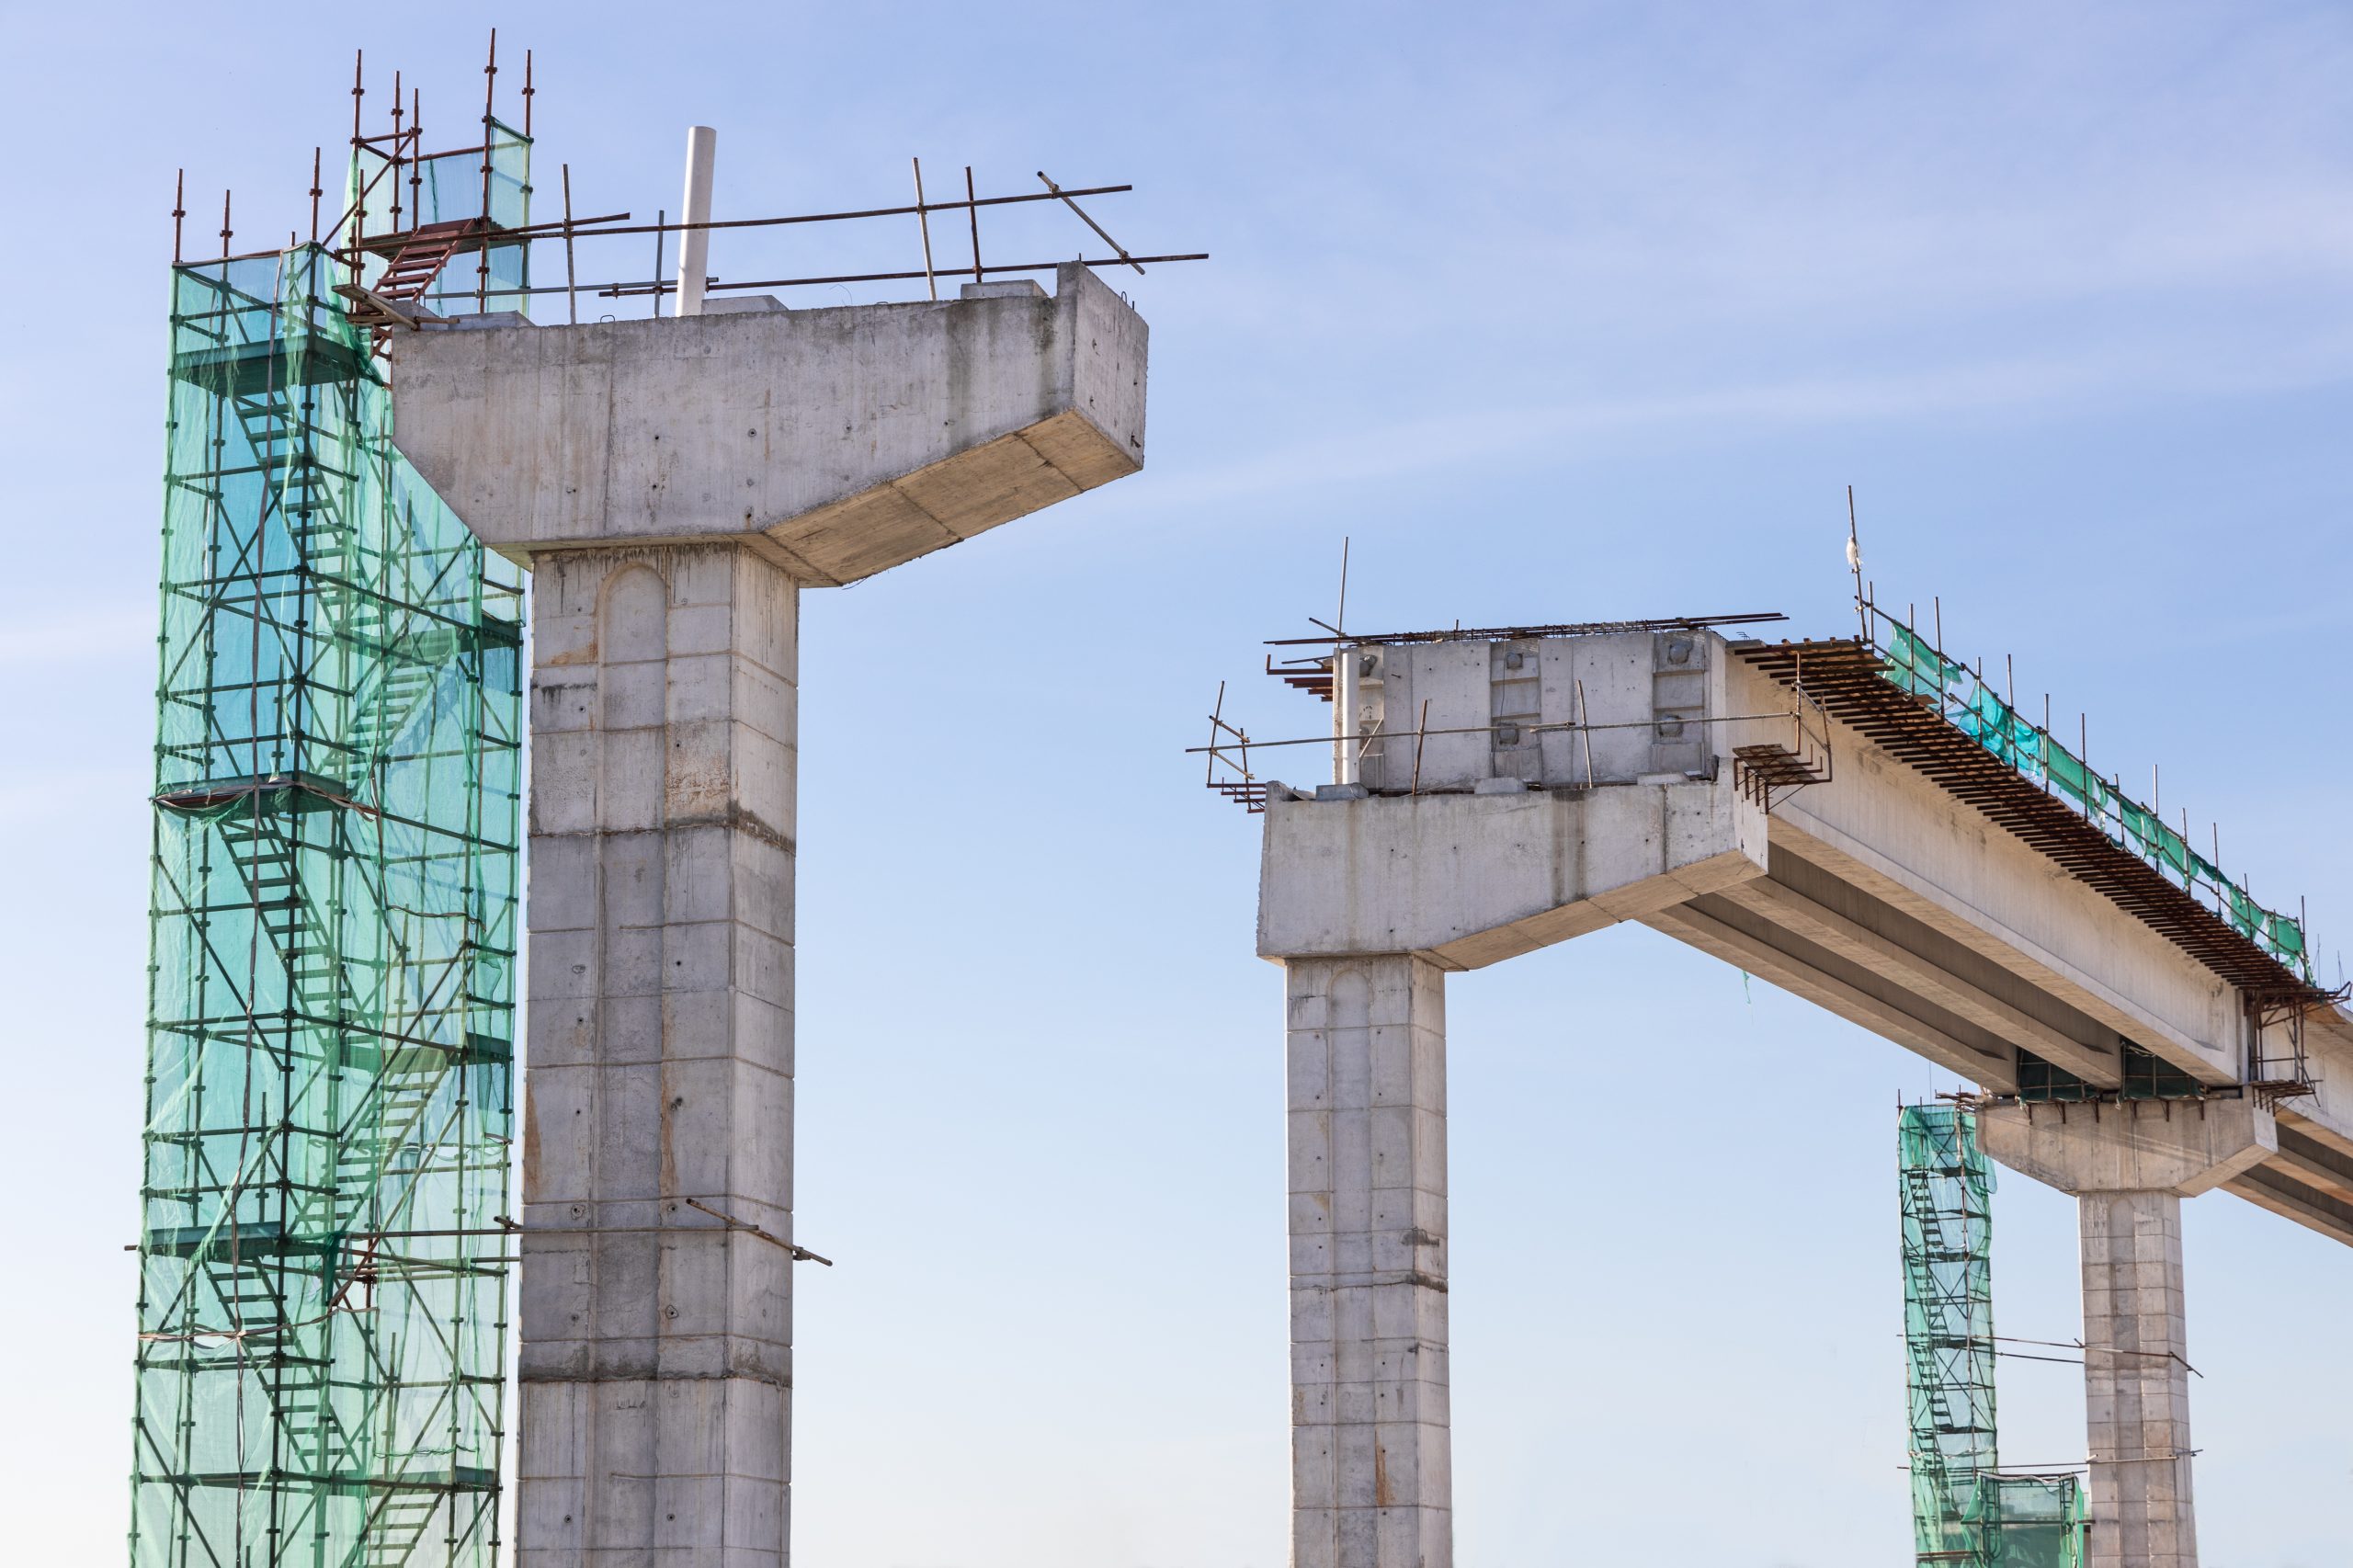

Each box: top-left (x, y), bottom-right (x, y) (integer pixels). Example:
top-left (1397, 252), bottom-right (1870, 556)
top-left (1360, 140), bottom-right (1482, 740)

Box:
top-left (1900, 1106), bottom-right (2086, 1568)
top-left (132, 233), bottom-right (523, 1568)
top-left (1876, 615), bottom-right (2311, 983)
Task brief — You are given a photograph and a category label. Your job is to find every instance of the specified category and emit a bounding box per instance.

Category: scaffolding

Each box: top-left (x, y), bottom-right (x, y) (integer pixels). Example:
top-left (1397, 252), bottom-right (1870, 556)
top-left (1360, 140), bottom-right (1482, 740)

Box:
top-left (1899, 1106), bottom-right (2086, 1568)
top-left (131, 156), bottom-right (524, 1568)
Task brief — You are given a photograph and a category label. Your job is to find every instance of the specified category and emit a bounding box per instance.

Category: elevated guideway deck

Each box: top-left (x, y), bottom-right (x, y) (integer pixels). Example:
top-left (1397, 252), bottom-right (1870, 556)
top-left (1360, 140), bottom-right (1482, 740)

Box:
top-left (1250, 615), bottom-right (2353, 1244)
top-left (1242, 606), bottom-right (2346, 1568)
top-left (1688, 634), bottom-right (2353, 1246)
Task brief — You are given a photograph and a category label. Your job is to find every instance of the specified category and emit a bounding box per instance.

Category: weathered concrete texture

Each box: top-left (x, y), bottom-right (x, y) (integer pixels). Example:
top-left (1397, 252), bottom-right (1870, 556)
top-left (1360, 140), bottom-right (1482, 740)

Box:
top-left (2080, 1193), bottom-right (2199, 1568)
top-left (1287, 956), bottom-right (1450, 1568)
top-left (1257, 778), bottom-right (1767, 970)
top-left (388, 262), bottom-right (1146, 584)
top-left (516, 542), bottom-right (799, 1567)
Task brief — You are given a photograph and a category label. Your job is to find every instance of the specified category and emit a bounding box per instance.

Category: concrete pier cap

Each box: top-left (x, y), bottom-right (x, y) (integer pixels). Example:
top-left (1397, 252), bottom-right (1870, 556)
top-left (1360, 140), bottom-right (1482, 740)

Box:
top-left (1977, 1097), bottom-right (2277, 1199)
top-left (1256, 778), bottom-right (1768, 970)
top-left (388, 259), bottom-right (1146, 580)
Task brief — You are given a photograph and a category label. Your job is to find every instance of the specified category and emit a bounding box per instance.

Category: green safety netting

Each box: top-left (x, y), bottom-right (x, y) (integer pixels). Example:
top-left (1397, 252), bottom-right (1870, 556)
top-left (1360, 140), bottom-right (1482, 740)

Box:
top-left (132, 159), bottom-right (524, 1568)
top-left (349, 119), bottom-right (531, 313)
top-left (1969, 1475), bottom-right (2090, 1568)
top-left (1879, 621), bottom-right (2310, 980)
top-left (1900, 1106), bottom-right (2085, 1568)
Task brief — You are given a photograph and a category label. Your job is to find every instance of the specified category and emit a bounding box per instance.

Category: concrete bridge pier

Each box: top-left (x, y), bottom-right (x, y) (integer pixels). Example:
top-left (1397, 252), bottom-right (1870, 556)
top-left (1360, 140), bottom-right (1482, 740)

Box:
top-left (1259, 777), bottom-right (1768, 1566)
top-left (1284, 954), bottom-right (1452, 1568)
top-left (1980, 1099), bottom-right (2276, 1568)
top-left (388, 267), bottom-right (1148, 1565)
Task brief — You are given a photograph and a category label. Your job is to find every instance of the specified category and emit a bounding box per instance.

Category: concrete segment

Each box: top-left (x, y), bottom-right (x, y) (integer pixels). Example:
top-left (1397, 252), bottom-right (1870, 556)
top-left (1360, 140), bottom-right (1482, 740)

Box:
top-left (1286, 956), bottom-right (1450, 1568)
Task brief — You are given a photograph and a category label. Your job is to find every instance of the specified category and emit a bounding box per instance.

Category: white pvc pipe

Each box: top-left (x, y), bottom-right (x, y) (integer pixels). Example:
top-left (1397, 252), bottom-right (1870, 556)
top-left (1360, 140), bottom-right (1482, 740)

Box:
top-left (1335, 646), bottom-right (1361, 786)
top-left (676, 125), bottom-right (718, 317)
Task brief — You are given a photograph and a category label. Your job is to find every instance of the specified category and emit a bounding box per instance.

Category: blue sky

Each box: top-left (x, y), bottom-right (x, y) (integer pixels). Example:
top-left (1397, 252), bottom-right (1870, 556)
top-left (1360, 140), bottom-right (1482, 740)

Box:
top-left (5, 1), bottom-right (2352, 1562)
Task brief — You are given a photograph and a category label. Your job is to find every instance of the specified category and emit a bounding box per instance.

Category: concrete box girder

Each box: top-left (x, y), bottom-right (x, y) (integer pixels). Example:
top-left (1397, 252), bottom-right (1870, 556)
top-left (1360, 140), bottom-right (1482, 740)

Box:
top-left (1720, 653), bottom-right (2244, 1085)
top-left (1719, 866), bottom-right (2124, 1085)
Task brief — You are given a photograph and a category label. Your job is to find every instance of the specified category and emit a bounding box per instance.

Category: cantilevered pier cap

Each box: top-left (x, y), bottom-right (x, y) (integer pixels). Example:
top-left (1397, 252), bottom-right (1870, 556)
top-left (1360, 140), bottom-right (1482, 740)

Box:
top-left (387, 260), bottom-right (1146, 584)
top-left (1978, 1099), bottom-right (2277, 1198)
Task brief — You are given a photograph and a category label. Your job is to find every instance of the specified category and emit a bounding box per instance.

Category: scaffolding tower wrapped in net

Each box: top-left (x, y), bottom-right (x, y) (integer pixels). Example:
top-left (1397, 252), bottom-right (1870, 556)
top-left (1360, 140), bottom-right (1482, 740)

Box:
top-left (131, 211), bottom-right (524, 1566)
top-left (1900, 1105), bottom-right (2086, 1568)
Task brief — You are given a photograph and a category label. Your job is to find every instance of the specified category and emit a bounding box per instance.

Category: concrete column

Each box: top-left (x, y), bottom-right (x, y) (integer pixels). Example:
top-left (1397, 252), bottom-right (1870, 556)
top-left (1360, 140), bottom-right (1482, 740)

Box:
top-left (2080, 1191), bottom-right (2196, 1568)
top-left (1286, 955), bottom-right (1450, 1568)
top-left (1979, 1098), bottom-right (2275, 1568)
top-left (517, 541), bottom-right (798, 1567)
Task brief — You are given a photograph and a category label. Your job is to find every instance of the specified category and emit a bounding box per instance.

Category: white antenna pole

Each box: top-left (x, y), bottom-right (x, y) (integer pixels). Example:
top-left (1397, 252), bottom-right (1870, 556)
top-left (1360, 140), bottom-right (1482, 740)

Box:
top-left (1847, 484), bottom-right (1866, 641)
top-left (1335, 647), bottom-right (1361, 788)
top-left (1332, 536), bottom-right (1357, 786)
top-left (676, 125), bottom-right (717, 317)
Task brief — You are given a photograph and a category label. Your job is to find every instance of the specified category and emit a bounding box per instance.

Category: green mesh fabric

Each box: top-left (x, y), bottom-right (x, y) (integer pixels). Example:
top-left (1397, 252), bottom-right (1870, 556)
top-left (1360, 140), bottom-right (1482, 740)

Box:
top-left (1902, 1105), bottom-right (1999, 1562)
top-left (1974, 1475), bottom-right (2088, 1567)
top-left (1872, 613), bottom-right (2311, 981)
top-left (131, 236), bottom-right (523, 1568)
top-left (347, 119), bottom-right (531, 314)
top-left (1899, 1107), bottom-right (2085, 1567)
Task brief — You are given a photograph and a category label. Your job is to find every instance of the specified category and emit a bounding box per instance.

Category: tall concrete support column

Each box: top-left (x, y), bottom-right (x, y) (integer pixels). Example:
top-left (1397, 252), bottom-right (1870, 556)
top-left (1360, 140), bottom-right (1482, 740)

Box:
top-left (1286, 955), bottom-right (1450, 1568)
top-left (519, 541), bottom-right (800, 1565)
top-left (2078, 1190), bottom-right (2195, 1568)
top-left (1980, 1098), bottom-right (2276, 1568)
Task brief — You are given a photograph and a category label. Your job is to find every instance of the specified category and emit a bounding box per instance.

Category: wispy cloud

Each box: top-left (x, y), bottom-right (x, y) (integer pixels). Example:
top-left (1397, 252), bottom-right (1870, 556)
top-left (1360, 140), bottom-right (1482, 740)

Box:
top-left (0, 768), bottom-right (147, 826)
top-left (1142, 329), bottom-right (2353, 511)
top-left (0, 607), bottom-right (153, 667)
